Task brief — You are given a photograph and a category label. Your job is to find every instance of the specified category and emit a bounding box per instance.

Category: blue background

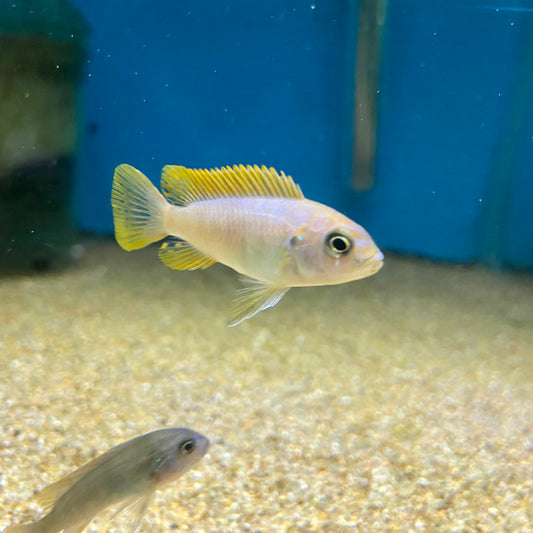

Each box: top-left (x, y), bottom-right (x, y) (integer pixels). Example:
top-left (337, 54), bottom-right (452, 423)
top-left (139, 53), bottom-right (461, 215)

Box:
top-left (69, 0), bottom-right (533, 268)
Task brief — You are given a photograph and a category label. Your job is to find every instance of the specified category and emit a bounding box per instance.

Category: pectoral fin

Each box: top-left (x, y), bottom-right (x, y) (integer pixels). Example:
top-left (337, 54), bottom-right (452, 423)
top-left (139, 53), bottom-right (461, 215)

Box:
top-left (228, 278), bottom-right (289, 327)
top-left (124, 495), bottom-right (152, 533)
top-left (108, 494), bottom-right (151, 533)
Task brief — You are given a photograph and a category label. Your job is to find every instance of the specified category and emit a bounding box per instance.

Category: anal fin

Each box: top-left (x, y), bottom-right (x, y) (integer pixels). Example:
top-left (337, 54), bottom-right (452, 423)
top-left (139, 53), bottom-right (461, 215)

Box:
top-left (228, 278), bottom-right (289, 327)
top-left (63, 520), bottom-right (91, 533)
top-left (158, 238), bottom-right (216, 270)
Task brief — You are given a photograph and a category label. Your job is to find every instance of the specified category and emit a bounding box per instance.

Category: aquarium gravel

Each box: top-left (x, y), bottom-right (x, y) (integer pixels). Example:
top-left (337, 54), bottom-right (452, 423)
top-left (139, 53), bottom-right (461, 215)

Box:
top-left (1, 240), bottom-right (532, 532)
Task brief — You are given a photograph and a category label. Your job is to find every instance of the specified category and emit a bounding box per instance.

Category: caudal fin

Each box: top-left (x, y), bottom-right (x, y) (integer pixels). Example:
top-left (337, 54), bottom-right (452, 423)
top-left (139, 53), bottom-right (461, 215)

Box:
top-left (111, 164), bottom-right (169, 250)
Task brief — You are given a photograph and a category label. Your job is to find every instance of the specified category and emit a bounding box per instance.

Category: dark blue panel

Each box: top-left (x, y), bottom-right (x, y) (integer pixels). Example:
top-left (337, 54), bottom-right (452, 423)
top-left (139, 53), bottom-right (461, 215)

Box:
top-left (70, 0), bottom-right (533, 267)
top-left (352, 0), bottom-right (532, 260)
top-left (346, 1), bottom-right (533, 265)
top-left (502, 93), bottom-right (533, 269)
top-left (71, 0), bottom-right (353, 233)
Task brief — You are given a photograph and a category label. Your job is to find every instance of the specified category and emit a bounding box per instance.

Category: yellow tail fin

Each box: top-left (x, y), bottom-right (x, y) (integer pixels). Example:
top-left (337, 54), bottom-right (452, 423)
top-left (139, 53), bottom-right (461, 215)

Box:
top-left (111, 164), bottom-right (169, 250)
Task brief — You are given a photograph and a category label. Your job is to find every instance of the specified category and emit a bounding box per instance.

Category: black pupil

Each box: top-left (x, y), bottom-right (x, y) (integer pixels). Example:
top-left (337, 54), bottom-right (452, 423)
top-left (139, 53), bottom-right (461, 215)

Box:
top-left (332, 236), bottom-right (347, 251)
top-left (181, 439), bottom-right (195, 454)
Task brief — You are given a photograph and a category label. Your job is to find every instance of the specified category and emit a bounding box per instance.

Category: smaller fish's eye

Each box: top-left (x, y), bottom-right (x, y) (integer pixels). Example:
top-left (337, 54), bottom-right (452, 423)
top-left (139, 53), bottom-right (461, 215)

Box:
top-left (180, 439), bottom-right (196, 455)
top-left (326, 232), bottom-right (352, 257)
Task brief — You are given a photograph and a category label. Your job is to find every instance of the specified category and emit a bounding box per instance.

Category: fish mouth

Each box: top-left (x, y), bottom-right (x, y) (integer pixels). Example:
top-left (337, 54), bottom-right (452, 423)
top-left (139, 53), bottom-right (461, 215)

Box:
top-left (369, 251), bottom-right (384, 273)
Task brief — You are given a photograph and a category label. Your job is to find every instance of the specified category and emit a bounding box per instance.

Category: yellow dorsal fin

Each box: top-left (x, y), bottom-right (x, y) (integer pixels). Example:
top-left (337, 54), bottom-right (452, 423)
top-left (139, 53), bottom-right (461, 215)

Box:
top-left (160, 164), bottom-right (304, 206)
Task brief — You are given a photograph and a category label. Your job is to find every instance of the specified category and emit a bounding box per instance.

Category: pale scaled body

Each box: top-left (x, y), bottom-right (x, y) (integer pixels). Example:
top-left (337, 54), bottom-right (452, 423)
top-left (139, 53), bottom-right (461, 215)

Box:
top-left (164, 196), bottom-right (382, 287)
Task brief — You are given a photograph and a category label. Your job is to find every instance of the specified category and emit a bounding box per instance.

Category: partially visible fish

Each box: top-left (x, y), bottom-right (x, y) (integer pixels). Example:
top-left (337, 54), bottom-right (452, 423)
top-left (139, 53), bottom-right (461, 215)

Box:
top-left (111, 164), bottom-right (384, 326)
top-left (4, 428), bottom-right (209, 533)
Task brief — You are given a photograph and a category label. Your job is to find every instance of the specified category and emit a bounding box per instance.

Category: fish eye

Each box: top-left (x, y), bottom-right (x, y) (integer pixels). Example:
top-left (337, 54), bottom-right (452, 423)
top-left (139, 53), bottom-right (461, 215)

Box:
top-left (180, 439), bottom-right (196, 455)
top-left (326, 232), bottom-right (353, 257)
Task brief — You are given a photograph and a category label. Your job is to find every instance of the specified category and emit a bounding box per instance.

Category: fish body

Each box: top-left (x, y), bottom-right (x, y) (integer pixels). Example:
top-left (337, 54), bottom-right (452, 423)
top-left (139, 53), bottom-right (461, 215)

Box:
top-left (111, 164), bottom-right (383, 325)
top-left (5, 428), bottom-right (209, 533)
top-left (164, 196), bottom-right (379, 286)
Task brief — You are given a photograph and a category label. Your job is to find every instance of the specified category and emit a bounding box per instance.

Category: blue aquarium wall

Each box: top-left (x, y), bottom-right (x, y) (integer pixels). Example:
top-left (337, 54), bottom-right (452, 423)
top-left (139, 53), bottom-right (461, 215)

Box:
top-left (70, 0), bottom-right (533, 268)
top-left (347, 0), bottom-right (533, 268)
top-left (71, 0), bottom-right (352, 230)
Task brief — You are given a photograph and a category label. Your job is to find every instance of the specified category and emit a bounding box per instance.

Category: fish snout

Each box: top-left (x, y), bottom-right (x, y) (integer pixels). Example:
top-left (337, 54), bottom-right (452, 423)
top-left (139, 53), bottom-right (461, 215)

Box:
top-left (353, 244), bottom-right (383, 276)
top-left (195, 434), bottom-right (210, 456)
top-left (359, 250), bottom-right (383, 276)
top-left (371, 251), bottom-right (384, 272)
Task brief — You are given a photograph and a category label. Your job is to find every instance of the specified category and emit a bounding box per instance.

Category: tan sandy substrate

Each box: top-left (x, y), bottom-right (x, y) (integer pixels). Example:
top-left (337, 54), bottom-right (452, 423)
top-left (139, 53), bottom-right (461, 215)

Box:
top-left (0, 239), bottom-right (532, 532)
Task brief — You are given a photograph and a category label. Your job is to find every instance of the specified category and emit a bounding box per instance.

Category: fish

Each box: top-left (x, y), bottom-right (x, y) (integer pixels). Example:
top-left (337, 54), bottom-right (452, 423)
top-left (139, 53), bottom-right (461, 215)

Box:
top-left (111, 163), bottom-right (384, 326)
top-left (4, 428), bottom-right (209, 533)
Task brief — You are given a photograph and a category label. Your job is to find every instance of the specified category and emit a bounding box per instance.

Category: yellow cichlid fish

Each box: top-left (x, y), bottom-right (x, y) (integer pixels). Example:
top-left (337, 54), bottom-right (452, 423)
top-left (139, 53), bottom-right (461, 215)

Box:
top-left (4, 428), bottom-right (209, 533)
top-left (111, 164), bottom-right (384, 326)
